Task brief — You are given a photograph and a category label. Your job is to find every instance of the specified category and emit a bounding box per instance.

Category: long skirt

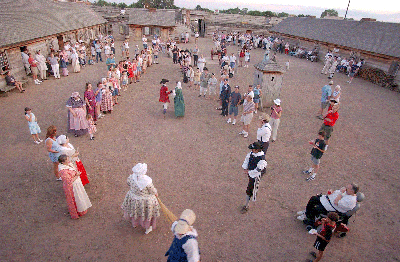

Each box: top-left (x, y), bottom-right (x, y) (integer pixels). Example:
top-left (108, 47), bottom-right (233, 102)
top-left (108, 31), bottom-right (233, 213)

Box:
top-left (68, 108), bottom-right (89, 136)
top-left (123, 212), bottom-right (157, 229)
top-left (63, 177), bottom-right (92, 219)
top-left (62, 67), bottom-right (69, 76)
top-left (86, 102), bottom-right (96, 121)
top-left (100, 93), bottom-right (113, 112)
top-left (72, 59), bottom-right (80, 73)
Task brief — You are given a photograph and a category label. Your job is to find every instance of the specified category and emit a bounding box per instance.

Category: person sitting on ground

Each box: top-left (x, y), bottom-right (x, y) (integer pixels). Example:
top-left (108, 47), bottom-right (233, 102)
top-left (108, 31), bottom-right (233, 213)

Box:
top-left (5, 71), bottom-right (25, 93)
top-left (297, 184), bottom-right (359, 223)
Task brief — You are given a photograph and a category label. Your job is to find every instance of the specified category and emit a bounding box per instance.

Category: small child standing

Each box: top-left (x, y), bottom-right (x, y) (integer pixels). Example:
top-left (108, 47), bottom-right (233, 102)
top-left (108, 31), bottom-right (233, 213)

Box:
top-left (153, 48), bottom-right (159, 64)
top-left (307, 212), bottom-right (339, 262)
top-left (303, 131), bottom-right (326, 181)
top-left (24, 107), bottom-right (42, 144)
top-left (121, 71), bottom-right (128, 91)
top-left (110, 74), bottom-right (119, 105)
top-left (86, 114), bottom-right (96, 140)
top-left (285, 60), bottom-right (290, 70)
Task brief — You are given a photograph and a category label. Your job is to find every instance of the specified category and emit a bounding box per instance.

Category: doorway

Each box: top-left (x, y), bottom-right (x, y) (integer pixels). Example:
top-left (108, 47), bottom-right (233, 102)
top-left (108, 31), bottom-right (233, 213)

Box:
top-left (57, 35), bottom-right (64, 50)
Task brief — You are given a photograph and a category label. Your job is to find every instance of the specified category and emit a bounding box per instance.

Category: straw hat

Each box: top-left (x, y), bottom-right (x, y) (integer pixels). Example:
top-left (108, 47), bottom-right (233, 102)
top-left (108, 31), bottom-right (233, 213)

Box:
top-left (273, 98), bottom-right (281, 105)
top-left (174, 209), bottom-right (196, 235)
top-left (259, 113), bottom-right (270, 122)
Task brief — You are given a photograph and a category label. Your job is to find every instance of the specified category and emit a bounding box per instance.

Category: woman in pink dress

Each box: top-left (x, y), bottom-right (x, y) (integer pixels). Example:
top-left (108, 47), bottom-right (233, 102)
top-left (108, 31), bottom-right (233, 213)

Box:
top-left (58, 155), bottom-right (92, 219)
top-left (84, 83), bottom-right (97, 122)
top-left (66, 92), bottom-right (89, 137)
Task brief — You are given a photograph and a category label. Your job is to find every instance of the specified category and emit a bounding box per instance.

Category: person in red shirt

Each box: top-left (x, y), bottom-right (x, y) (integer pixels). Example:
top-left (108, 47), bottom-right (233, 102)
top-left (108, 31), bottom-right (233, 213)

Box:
top-left (28, 53), bottom-right (41, 85)
top-left (307, 212), bottom-right (339, 262)
top-left (159, 79), bottom-right (172, 118)
top-left (319, 102), bottom-right (339, 147)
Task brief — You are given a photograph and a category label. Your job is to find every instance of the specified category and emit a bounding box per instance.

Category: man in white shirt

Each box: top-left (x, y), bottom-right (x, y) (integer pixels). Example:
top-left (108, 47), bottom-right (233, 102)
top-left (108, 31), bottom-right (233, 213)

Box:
top-left (229, 53), bottom-right (237, 69)
top-left (21, 49), bottom-right (31, 75)
top-left (257, 114), bottom-right (272, 154)
top-left (297, 184), bottom-right (359, 223)
top-left (142, 35), bottom-right (148, 49)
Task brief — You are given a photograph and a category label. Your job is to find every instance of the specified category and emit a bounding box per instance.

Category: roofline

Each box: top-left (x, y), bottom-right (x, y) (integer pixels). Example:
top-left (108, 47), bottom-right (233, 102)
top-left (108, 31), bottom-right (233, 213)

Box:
top-left (127, 23), bottom-right (176, 27)
top-left (270, 31), bottom-right (400, 60)
top-left (0, 23), bottom-right (106, 50)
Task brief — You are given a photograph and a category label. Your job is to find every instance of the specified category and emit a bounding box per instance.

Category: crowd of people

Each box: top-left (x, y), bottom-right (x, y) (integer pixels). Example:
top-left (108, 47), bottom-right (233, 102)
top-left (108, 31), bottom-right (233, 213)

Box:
top-left (19, 27), bottom-right (365, 261)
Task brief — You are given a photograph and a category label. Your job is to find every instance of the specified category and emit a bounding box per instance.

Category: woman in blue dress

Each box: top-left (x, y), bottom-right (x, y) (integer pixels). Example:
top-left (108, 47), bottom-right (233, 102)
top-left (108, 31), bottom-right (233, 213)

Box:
top-left (45, 125), bottom-right (61, 181)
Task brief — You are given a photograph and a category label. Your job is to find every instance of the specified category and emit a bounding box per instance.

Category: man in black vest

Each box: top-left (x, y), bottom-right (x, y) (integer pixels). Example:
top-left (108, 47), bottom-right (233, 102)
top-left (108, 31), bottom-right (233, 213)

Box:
top-left (241, 142), bottom-right (268, 213)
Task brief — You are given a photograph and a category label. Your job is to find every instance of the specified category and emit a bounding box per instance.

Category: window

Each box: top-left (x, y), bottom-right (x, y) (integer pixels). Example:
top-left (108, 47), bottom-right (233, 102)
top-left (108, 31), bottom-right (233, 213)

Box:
top-left (0, 51), bottom-right (10, 74)
top-left (143, 27), bottom-right (150, 35)
top-left (153, 27), bottom-right (161, 37)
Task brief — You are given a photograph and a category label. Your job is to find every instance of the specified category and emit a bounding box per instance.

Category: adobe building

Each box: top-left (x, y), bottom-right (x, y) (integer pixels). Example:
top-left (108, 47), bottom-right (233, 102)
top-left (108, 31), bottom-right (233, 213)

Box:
top-left (270, 17), bottom-right (400, 86)
top-left (0, 0), bottom-right (107, 91)
top-left (126, 8), bottom-right (177, 40)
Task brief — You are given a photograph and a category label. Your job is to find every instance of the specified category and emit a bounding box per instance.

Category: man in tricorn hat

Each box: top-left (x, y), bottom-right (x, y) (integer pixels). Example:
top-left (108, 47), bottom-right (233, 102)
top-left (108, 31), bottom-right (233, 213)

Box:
top-left (159, 79), bottom-right (172, 117)
top-left (241, 141), bottom-right (268, 213)
top-left (165, 209), bottom-right (200, 262)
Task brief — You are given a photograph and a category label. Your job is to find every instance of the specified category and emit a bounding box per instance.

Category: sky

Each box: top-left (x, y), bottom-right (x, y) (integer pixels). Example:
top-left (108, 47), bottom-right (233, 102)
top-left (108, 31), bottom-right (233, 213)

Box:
top-left (92, 0), bottom-right (400, 23)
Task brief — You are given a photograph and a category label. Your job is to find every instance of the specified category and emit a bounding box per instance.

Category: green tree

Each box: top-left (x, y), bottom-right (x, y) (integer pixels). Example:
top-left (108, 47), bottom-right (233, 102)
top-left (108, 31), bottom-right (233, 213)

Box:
top-left (134, 0), bottom-right (176, 9)
top-left (277, 12), bottom-right (289, 17)
top-left (94, 0), bottom-right (109, 6)
top-left (195, 5), bottom-right (202, 10)
top-left (320, 9), bottom-right (338, 18)
top-left (118, 2), bottom-right (127, 8)
top-left (263, 11), bottom-right (276, 17)
top-left (247, 10), bottom-right (263, 16)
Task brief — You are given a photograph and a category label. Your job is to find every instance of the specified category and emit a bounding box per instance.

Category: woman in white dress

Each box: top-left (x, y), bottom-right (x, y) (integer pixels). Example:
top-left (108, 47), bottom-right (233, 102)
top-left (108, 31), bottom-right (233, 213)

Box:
top-left (121, 163), bottom-right (160, 234)
top-left (71, 50), bottom-right (81, 73)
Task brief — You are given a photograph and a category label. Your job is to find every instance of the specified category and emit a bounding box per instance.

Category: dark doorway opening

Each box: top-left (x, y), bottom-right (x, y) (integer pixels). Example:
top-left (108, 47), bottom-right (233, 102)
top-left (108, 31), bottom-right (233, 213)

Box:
top-left (57, 35), bottom-right (64, 50)
top-left (198, 19), bottom-right (206, 37)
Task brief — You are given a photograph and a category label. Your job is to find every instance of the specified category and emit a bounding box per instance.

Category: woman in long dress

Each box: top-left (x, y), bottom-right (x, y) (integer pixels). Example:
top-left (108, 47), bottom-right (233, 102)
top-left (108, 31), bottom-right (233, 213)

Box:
top-left (66, 92), bottom-right (89, 137)
top-left (174, 82), bottom-right (185, 117)
top-left (58, 155), bottom-right (92, 219)
top-left (121, 163), bottom-right (160, 234)
top-left (84, 83), bottom-right (97, 122)
top-left (71, 50), bottom-right (81, 73)
top-left (57, 135), bottom-right (89, 186)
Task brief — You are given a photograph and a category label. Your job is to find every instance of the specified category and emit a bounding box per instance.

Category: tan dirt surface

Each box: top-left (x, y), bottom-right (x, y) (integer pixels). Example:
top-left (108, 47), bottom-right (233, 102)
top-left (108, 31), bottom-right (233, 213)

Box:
top-left (1, 36), bottom-right (399, 262)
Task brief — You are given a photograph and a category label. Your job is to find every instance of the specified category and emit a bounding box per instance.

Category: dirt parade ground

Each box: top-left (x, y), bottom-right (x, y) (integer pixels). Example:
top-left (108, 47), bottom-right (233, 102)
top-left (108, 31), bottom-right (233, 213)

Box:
top-left (0, 35), bottom-right (399, 262)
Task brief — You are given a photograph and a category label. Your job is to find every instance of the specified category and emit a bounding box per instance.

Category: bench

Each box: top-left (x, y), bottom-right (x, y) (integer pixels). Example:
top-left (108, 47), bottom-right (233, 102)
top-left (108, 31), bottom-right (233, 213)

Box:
top-left (0, 78), bottom-right (29, 94)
